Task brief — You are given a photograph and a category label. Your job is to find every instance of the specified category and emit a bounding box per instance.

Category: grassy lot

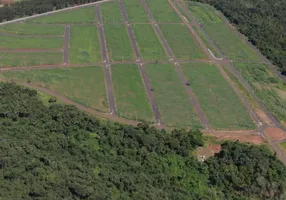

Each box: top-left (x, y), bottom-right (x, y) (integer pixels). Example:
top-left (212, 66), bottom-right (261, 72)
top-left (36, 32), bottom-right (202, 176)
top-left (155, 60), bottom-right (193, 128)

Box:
top-left (0, 23), bottom-right (65, 35)
top-left (145, 64), bottom-right (200, 128)
top-left (28, 6), bottom-right (96, 24)
top-left (280, 142), bottom-right (286, 151)
top-left (70, 26), bottom-right (101, 64)
top-left (181, 62), bottom-right (255, 130)
top-left (104, 24), bottom-right (134, 61)
top-left (111, 64), bottom-right (154, 122)
top-left (0, 66), bottom-right (109, 112)
top-left (145, 0), bottom-right (181, 22)
top-left (234, 62), bottom-right (286, 123)
top-left (0, 34), bottom-right (63, 49)
top-left (189, 2), bottom-right (260, 61)
top-left (159, 24), bottom-right (206, 60)
top-left (132, 24), bottom-right (167, 61)
top-left (0, 52), bottom-right (63, 67)
top-left (100, 2), bottom-right (124, 24)
top-left (123, 0), bottom-right (149, 23)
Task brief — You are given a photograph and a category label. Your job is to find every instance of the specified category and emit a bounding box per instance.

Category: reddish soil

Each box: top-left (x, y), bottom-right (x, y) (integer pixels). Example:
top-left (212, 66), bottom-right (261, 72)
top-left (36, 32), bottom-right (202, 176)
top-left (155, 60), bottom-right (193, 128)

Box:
top-left (204, 130), bottom-right (265, 144)
top-left (196, 143), bottom-right (221, 160)
top-left (264, 127), bottom-right (286, 141)
top-left (1, 0), bottom-right (14, 6)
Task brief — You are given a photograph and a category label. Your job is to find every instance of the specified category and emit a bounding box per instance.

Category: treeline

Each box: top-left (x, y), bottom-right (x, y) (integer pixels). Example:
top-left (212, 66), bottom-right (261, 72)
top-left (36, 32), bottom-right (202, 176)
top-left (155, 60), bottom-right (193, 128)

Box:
top-left (0, 82), bottom-right (286, 199)
top-left (192, 0), bottom-right (286, 75)
top-left (0, 0), bottom-right (99, 22)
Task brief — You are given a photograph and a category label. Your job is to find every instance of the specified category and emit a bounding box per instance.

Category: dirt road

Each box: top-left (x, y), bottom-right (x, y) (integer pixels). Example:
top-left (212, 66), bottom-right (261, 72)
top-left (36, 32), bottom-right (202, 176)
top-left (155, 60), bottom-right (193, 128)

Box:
top-left (96, 5), bottom-right (116, 116)
top-left (118, 0), bottom-right (161, 125)
top-left (140, 0), bottom-right (209, 129)
top-left (63, 25), bottom-right (70, 64)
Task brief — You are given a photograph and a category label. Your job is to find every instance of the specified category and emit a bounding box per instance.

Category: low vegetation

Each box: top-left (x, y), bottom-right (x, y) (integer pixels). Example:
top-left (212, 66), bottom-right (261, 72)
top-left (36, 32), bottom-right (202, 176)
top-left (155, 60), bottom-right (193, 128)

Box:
top-left (0, 82), bottom-right (286, 199)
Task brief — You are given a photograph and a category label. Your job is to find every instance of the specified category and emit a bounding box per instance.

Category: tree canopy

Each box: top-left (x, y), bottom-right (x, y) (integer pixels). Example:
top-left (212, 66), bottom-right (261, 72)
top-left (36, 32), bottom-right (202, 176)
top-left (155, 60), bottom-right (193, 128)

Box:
top-left (0, 82), bottom-right (286, 199)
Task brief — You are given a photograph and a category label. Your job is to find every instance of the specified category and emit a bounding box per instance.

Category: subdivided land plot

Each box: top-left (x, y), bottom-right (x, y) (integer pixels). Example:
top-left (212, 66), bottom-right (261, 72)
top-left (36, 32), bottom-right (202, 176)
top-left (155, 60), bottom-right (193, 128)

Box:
top-left (181, 62), bottom-right (255, 130)
top-left (145, 63), bottom-right (200, 128)
top-left (159, 24), bottom-right (206, 60)
top-left (100, 2), bottom-right (124, 24)
top-left (69, 26), bottom-right (101, 64)
top-left (27, 6), bottom-right (96, 24)
top-left (0, 52), bottom-right (63, 67)
top-left (132, 24), bottom-right (167, 61)
top-left (122, 0), bottom-right (149, 23)
top-left (0, 66), bottom-right (109, 113)
top-left (111, 64), bottom-right (154, 122)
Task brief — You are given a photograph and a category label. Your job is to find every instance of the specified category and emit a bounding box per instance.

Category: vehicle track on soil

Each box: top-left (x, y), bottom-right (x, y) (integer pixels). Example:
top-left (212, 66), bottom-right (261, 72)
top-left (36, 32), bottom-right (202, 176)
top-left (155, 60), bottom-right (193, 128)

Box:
top-left (140, 0), bottom-right (209, 129)
top-left (63, 25), bottom-right (70, 64)
top-left (0, 31), bottom-right (64, 38)
top-left (118, 0), bottom-right (161, 125)
top-left (96, 5), bottom-right (116, 116)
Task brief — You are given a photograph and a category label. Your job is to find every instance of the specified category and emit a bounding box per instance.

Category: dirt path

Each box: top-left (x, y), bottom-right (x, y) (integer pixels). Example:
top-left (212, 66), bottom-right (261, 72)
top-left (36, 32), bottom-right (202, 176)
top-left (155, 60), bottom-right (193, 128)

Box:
top-left (140, 0), bottom-right (210, 129)
top-left (63, 25), bottom-right (70, 64)
top-left (0, 31), bottom-right (64, 38)
top-left (0, 48), bottom-right (62, 52)
top-left (118, 0), bottom-right (161, 125)
top-left (96, 5), bottom-right (116, 116)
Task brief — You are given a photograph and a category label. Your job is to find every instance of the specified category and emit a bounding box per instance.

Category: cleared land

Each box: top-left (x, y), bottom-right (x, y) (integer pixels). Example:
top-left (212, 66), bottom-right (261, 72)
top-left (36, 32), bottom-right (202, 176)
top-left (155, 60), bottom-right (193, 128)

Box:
top-left (100, 2), bottom-right (124, 24)
top-left (159, 24), bottom-right (206, 60)
top-left (70, 26), bottom-right (101, 64)
top-left (123, 0), bottom-right (149, 23)
top-left (28, 6), bottom-right (96, 24)
top-left (181, 63), bottom-right (255, 130)
top-left (111, 64), bottom-right (154, 122)
top-left (0, 23), bottom-right (64, 35)
top-left (234, 62), bottom-right (286, 123)
top-left (104, 24), bottom-right (134, 61)
top-left (0, 66), bottom-right (109, 112)
top-left (0, 52), bottom-right (63, 67)
top-left (132, 24), bottom-right (167, 60)
top-left (189, 2), bottom-right (260, 61)
top-left (145, 0), bottom-right (181, 22)
top-left (0, 34), bottom-right (63, 49)
top-left (145, 64), bottom-right (200, 128)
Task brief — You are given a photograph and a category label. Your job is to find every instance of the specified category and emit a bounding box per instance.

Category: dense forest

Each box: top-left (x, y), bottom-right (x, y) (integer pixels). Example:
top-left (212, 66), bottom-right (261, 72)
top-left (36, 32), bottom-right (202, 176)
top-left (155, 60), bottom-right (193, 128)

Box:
top-left (0, 0), bottom-right (99, 22)
top-left (0, 82), bottom-right (286, 199)
top-left (192, 0), bottom-right (286, 75)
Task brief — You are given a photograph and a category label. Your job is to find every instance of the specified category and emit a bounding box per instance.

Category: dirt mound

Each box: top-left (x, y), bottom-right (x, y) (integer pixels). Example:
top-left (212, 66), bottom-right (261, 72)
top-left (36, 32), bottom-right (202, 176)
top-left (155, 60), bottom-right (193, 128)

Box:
top-left (264, 127), bottom-right (286, 141)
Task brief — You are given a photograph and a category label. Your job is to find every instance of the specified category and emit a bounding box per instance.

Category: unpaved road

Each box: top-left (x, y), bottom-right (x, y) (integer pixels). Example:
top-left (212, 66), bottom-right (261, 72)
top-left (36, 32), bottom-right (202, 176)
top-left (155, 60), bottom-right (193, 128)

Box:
top-left (118, 0), bottom-right (161, 125)
top-left (96, 5), bottom-right (116, 116)
top-left (140, 0), bottom-right (209, 129)
top-left (63, 25), bottom-right (70, 64)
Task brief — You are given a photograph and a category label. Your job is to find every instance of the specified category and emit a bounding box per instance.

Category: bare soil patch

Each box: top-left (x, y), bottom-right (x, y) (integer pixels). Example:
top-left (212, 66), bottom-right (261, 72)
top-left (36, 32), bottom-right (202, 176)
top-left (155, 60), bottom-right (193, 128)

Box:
top-left (196, 143), bottom-right (221, 160)
top-left (264, 127), bottom-right (286, 141)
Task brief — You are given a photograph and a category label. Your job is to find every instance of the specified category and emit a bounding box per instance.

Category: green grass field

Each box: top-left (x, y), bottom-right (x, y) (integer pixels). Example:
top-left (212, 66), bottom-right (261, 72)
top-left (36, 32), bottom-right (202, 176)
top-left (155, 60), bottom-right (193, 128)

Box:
top-left (281, 142), bottom-right (286, 151)
top-left (111, 64), bottom-right (154, 122)
top-left (234, 62), bottom-right (286, 123)
top-left (28, 6), bottom-right (96, 24)
top-left (181, 62), bottom-right (255, 130)
top-left (0, 66), bottom-right (108, 112)
top-left (100, 2), bottom-right (124, 24)
top-left (0, 23), bottom-right (65, 35)
top-left (70, 26), bottom-right (101, 64)
top-left (0, 34), bottom-right (63, 49)
top-left (123, 0), bottom-right (149, 23)
top-left (104, 24), bottom-right (134, 61)
top-left (145, 0), bottom-right (181, 22)
top-left (132, 24), bottom-right (167, 60)
top-left (0, 52), bottom-right (62, 67)
top-left (159, 24), bottom-right (206, 60)
top-left (189, 2), bottom-right (260, 61)
top-left (145, 64), bottom-right (200, 128)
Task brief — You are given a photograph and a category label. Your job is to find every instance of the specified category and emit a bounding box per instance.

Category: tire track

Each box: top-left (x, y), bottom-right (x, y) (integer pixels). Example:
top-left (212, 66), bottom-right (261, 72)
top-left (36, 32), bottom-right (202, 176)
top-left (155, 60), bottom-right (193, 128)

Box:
top-left (140, 0), bottom-right (209, 129)
top-left (118, 0), bottom-right (161, 125)
top-left (96, 5), bottom-right (116, 116)
top-left (63, 25), bottom-right (70, 64)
